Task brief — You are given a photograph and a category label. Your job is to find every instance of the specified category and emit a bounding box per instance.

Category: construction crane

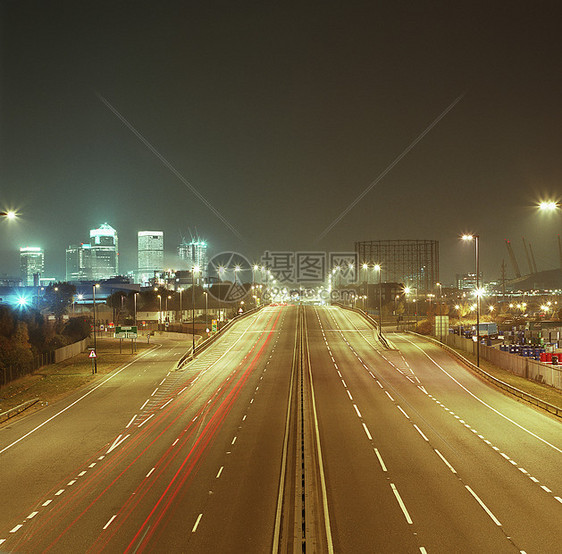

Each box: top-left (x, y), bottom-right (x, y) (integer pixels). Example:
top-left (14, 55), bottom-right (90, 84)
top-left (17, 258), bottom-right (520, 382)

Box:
top-left (528, 242), bottom-right (538, 274)
top-left (505, 239), bottom-right (521, 278)
top-left (522, 237), bottom-right (533, 275)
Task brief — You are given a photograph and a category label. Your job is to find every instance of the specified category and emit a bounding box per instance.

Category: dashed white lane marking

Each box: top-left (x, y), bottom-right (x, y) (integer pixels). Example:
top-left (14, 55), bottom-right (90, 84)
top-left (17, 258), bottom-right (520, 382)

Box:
top-left (140, 399), bottom-right (150, 410)
top-left (146, 468), bottom-right (155, 478)
top-left (362, 422), bottom-right (373, 441)
top-left (341, 379), bottom-right (348, 388)
top-left (42, 499), bottom-right (52, 506)
top-left (103, 515), bottom-right (117, 530)
top-left (27, 511), bottom-right (38, 519)
top-left (346, 390), bottom-right (353, 401)
top-left (231, 436), bottom-right (237, 445)
top-left (10, 525), bottom-right (23, 533)
top-left (126, 414), bottom-right (137, 428)
top-left (397, 405), bottom-right (410, 419)
top-left (353, 404), bottom-right (362, 418)
top-left (420, 547), bottom-right (428, 553)
top-left (89, 463), bottom-right (96, 468)
top-left (178, 386), bottom-right (187, 395)
top-left (78, 471), bottom-right (86, 477)
top-left (138, 414), bottom-right (154, 428)
top-left (216, 466), bottom-right (224, 479)
top-left (541, 485), bottom-right (552, 493)
top-left (465, 485), bottom-right (502, 526)
top-left (374, 448), bottom-right (388, 472)
top-left (555, 496), bottom-right (562, 504)
top-left (192, 513), bottom-right (203, 533)
top-left (434, 449), bottom-right (457, 474)
top-left (159, 378), bottom-right (166, 385)
top-left (55, 489), bottom-right (65, 496)
top-left (172, 438), bottom-right (179, 446)
top-left (242, 414), bottom-right (247, 421)
top-left (390, 483), bottom-right (413, 524)
top-left (0, 539), bottom-right (5, 545)
top-left (413, 425), bottom-right (429, 442)
top-left (151, 388), bottom-right (158, 397)
top-left (160, 398), bottom-right (173, 410)
top-left (67, 480), bottom-right (76, 486)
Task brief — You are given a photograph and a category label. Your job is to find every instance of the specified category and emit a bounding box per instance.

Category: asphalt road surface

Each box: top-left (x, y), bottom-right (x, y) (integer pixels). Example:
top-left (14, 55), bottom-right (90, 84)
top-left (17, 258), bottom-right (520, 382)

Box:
top-left (0, 304), bottom-right (560, 553)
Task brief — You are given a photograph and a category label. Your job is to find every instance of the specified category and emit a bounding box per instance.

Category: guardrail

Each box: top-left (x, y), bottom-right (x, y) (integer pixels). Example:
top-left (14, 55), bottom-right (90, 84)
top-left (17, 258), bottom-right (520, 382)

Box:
top-left (334, 303), bottom-right (391, 349)
top-left (176, 305), bottom-right (265, 369)
top-left (0, 398), bottom-right (40, 424)
top-left (408, 332), bottom-right (562, 419)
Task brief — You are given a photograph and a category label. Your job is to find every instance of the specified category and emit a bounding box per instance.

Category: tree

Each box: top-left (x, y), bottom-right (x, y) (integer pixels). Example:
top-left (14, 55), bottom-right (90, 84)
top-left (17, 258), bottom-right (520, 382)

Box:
top-left (44, 282), bottom-right (76, 322)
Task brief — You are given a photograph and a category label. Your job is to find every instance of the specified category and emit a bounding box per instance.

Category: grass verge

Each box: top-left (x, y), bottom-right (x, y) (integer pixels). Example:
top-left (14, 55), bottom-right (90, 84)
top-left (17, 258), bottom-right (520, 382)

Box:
top-left (0, 338), bottom-right (153, 420)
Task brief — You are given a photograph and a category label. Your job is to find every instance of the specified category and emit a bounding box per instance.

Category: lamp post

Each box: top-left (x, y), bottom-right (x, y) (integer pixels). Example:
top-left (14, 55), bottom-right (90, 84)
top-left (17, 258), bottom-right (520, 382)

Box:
top-left (92, 284), bottom-right (99, 374)
top-left (0, 210), bottom-right (17, 220)
top-left (204, 291), bottom-right (208, 332)
top-left (178, 288), bottom-right (183, 324)
top-left (462, 234), bottom-right (480, 367)
top-left (192, 265), bottom-right (199, 354)
top-left (374, 264), bottom-right (382, 337)
top-left (157, 294), bottom-right (162, 326)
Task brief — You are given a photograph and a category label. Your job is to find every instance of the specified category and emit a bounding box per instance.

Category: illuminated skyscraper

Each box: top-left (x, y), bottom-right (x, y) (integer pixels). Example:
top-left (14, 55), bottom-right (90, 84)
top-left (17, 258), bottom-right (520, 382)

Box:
top-left (138, 231), bottom-right (164, 284)
top-left (66, 243), bottom-right (92, 281)
top-left (89, 223), bottom-right (118, 280)
top-left (20, 247), bottom-right (44, 286)
top-left (178, 238), bottom-right (208, 279)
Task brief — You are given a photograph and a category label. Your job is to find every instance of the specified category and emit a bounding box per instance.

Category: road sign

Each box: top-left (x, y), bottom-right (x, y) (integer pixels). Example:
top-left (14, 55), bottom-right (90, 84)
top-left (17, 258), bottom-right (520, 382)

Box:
top-left (89, 350), bottom-right (97, 358)
top-left (114, 325), bottom-right (138, 339)
top-left (212, 319), bottom-right (217, 332)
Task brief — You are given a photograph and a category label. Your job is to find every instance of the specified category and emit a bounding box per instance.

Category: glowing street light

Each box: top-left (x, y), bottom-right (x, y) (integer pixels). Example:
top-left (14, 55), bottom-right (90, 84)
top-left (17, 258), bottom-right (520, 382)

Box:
top-left (461, 233), bottom-right (481, 367)
top-left (92, 284), bottom-right (100, 374)
top-left (0, 210), bottom-right (17, 220)
top-left (538, 200), bottom-right (559, 212)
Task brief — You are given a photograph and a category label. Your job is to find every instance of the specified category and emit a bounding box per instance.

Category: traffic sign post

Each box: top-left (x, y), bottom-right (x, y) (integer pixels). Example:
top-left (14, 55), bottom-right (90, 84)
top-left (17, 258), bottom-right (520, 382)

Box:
top-left (89, 349), bottom-right (97, 374)
top-left (114, 326), bottom-right (138, 339)
top-left (212, 319), bottom-right (218, 333)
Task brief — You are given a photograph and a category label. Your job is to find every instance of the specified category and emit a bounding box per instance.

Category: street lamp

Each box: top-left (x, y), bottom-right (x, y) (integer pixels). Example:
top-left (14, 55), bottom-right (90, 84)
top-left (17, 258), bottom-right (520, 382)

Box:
top-left (374, 264), bottom-right (382, 337)
top-left (538, 200), bottom-right (559, 212)
top-left (92, 284), bottom-right (100, 374)
top-left (178, 288), bottom-right (183, 323)
top-left (192, 265), bottom-right (200, 354)
top-left (157, 294), bottom-right (162, 325)
top-left (203, 291), bottom-right (208, 332)
top-left (165, 294), bottom-right (171, 324)
top-left (462, 233), bottom-right (480, 367)
top-left (0, 210), bottom-right (17, 220)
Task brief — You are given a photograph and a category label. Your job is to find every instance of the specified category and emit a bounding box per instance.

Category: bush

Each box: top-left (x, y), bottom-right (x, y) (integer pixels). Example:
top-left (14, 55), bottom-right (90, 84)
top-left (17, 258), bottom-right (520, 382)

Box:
top-left (415, 319), bottom-right (433, 335)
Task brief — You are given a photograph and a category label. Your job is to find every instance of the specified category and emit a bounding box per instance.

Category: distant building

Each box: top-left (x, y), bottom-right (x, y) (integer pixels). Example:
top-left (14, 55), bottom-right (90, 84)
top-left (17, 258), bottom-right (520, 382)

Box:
top-left (457, 272), bottom-right (483, 291)
top-left (178, 238), bottom-right (208, 280)
top-left (66, 243), bottom-right (93, 281)
top-left (355, 239), bottom-right (439, 293)
top-left (90, 223), bottom-right (118, 280)
top-left (20, 247), bottom-right (44, 286)
top-left (138, 231), bottom-right (164, 284)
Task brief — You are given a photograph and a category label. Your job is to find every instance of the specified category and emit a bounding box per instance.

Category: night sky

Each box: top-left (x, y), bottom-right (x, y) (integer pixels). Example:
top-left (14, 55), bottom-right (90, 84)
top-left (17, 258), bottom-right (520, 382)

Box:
top-left (1, 1), bottom-right (562, 284)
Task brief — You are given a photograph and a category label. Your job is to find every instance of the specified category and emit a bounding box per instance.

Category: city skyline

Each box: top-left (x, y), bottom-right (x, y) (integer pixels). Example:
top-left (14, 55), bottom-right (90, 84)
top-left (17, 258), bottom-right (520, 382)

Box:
top-left (2, 3), bottom-right (562, 286)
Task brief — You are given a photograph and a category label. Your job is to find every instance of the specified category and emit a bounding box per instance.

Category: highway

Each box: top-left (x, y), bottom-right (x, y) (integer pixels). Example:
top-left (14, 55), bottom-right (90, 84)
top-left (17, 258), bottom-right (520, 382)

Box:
top-left (0, 304), bottom-right (560, 552)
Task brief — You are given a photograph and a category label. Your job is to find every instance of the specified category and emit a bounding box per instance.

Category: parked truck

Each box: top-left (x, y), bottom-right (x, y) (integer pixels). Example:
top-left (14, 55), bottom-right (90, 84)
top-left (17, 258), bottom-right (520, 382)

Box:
top-left (472, 322), bottom-right (498, 337)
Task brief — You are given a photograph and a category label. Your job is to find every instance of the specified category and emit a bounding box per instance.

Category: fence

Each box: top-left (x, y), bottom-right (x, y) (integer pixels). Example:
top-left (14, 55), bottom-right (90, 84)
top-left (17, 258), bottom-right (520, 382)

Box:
top-left (440, 333), bottom-right (562, 391)
top-left (1, 338), bottom-right (89, 388)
